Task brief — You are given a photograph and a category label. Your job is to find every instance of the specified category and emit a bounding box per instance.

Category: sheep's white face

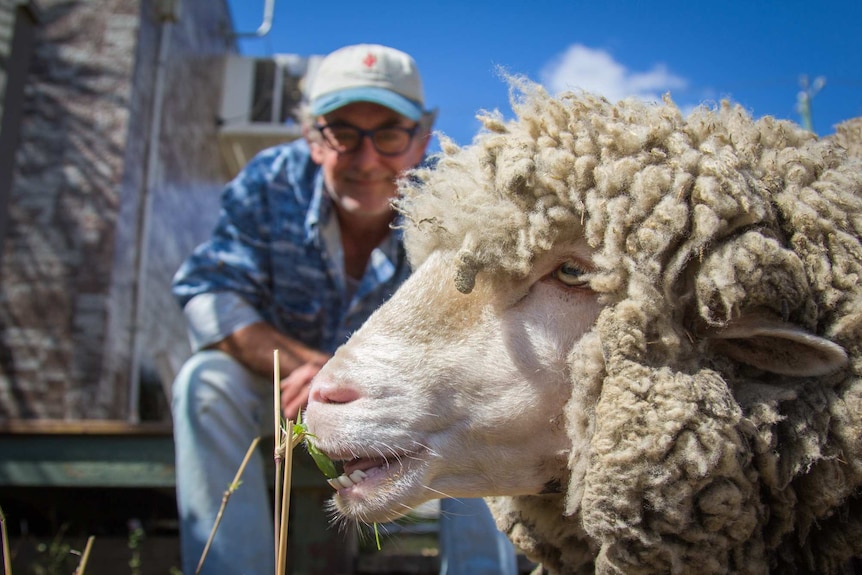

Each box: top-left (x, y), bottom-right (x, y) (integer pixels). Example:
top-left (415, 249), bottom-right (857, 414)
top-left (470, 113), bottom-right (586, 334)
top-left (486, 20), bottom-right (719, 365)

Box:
top-left (305, 239), bottom-right (602, 523)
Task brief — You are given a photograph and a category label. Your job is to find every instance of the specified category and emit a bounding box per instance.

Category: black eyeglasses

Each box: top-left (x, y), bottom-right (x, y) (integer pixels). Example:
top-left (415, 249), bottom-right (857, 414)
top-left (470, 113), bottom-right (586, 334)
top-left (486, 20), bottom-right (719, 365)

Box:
top-left (314, 123), bottom-right (419, 156)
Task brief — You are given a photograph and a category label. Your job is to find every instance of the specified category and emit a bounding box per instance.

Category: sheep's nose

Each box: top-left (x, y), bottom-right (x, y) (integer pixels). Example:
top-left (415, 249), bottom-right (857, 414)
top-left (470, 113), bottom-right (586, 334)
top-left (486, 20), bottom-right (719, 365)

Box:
top-left (309, 378), bottom-right (361, 405)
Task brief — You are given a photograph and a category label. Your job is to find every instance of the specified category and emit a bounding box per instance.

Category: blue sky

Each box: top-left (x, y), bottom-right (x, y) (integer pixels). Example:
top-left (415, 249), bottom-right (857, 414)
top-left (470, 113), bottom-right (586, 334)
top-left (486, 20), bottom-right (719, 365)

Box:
top-left (227, 0), bottom-right (861, 150)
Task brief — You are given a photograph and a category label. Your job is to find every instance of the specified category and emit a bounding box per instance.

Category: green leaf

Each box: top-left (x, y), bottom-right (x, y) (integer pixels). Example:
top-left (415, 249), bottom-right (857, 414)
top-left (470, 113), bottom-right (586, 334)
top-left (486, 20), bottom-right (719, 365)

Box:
top-left (306, 440), bottom-right (339, 479)
top-left (288, 412), bottom-right (338, 479)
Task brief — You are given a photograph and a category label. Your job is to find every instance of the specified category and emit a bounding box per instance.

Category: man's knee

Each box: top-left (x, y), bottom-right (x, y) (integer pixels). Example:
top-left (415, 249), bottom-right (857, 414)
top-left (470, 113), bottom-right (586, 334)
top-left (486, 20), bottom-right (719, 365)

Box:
top-left (171, 350), bottom-right (253, 413)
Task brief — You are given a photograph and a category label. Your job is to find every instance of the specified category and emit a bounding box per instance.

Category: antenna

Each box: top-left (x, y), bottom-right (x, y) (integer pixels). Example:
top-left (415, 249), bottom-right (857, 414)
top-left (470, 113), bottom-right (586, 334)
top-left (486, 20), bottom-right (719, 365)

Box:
top-left (797, 74), bottom-right (826, 133)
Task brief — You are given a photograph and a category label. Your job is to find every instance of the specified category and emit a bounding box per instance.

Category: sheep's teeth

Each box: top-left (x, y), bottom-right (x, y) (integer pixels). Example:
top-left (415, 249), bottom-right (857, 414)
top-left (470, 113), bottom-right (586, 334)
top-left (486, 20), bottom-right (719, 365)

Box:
top-left (327, 469), bottom-right (369, 491)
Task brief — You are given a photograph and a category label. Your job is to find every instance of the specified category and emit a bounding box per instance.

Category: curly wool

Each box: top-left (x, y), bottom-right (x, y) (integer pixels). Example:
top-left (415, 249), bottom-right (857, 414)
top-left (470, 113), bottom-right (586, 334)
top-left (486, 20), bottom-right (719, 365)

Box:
top-left (397, 80), bottom-right (862, 574)
top-left (827, 117), bottom-right (862, 158)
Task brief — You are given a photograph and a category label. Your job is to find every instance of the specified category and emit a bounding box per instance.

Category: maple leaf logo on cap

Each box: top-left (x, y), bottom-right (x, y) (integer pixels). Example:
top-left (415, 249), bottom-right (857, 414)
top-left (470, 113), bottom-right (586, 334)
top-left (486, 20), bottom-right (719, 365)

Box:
top-left (363, 53), bottom-right (377, 68)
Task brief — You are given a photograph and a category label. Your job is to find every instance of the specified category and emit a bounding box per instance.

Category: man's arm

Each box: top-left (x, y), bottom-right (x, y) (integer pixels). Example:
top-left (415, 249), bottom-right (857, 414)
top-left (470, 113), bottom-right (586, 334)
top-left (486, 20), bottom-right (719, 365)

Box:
top-left (210, 321), bottom-right (330, 419)
top-left (209, 321), bottom-right (328, 379)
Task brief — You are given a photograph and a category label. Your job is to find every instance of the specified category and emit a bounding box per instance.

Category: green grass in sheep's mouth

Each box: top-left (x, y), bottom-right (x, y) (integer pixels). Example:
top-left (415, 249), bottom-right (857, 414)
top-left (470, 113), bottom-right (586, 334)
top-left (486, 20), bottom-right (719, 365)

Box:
top-left (294, 416), bottom-right (382, 551)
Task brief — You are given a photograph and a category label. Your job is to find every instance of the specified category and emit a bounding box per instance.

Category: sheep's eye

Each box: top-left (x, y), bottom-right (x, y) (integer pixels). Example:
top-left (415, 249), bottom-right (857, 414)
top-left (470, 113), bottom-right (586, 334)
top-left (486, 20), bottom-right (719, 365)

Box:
top-left (554, 261), bottom-right (590, 287)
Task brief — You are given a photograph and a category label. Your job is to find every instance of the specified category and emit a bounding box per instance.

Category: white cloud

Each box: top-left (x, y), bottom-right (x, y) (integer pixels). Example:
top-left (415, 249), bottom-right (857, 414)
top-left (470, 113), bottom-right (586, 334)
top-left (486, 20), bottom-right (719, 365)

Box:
top-left (540, 44), bottom-right (688, 104)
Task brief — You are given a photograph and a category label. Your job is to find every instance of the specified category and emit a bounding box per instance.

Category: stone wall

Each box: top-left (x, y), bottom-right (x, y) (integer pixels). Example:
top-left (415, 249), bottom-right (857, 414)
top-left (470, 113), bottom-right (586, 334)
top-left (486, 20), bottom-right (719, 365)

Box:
top-left (0, 0), bottom-right (234, 420)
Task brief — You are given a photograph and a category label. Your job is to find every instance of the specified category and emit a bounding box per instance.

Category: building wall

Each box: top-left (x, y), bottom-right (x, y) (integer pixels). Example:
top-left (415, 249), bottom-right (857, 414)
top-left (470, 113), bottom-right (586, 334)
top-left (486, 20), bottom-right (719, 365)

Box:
top-left (0, 1), bottom-right (41, 259)
top-left (0, 1), bottom-right (13, 122)
top-left (102, 0), bottom-right (235, 421)
top-left (0, 0), bottom-right (234, 420)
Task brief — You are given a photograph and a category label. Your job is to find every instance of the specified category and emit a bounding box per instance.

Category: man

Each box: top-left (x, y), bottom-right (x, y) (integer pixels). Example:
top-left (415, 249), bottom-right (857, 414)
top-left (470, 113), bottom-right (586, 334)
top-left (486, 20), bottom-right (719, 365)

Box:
top-left (171, 44), bottom-right (516, 575)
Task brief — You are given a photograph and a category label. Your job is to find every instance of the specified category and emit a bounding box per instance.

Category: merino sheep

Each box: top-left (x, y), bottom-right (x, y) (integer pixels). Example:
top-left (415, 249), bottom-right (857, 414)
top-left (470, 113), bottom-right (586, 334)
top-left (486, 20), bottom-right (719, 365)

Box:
top-left (305, 80), bottom-right (862, 574)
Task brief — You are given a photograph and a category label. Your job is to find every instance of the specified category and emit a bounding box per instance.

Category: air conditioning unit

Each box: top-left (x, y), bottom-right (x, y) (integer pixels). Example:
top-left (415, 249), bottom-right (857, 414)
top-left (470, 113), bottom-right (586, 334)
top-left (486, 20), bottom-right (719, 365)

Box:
top-left (217, 53), bottom-right (323, 178)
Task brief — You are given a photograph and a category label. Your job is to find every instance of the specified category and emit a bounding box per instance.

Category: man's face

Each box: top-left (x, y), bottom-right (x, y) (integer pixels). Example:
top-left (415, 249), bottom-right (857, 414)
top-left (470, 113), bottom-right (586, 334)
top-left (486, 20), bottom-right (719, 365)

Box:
top-left (309, 102), bottom-right (429, 221)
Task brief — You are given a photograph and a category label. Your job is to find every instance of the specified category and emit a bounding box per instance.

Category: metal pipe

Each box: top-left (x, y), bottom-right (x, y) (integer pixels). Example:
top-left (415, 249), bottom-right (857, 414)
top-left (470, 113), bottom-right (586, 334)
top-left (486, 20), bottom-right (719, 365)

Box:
top-left (128, 16), bottom-right (173, 423)
top-left (233, 0), bottom-right (275, 38)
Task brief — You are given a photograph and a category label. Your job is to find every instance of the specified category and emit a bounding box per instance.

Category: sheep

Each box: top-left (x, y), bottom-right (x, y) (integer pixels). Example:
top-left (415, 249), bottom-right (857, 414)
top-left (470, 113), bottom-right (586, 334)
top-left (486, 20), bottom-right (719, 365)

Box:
top-left (304, 79), bottom-right (862, 574)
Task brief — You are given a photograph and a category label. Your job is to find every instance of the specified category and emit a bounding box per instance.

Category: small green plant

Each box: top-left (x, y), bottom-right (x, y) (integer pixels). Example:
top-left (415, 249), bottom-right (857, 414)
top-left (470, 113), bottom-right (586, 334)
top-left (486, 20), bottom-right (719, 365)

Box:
top-left (127, 520), bottom-right (144, 575)
top-left (2, 506), bottom-right (96, 575)
top-left (31, 524), bottom-right (76, 575)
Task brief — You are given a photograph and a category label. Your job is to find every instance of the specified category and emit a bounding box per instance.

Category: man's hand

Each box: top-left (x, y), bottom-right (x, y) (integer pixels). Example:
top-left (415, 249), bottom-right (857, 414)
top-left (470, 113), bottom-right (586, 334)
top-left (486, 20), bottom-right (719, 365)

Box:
top-left (280, 358), bottom-right (329, 420)
top-left (210, 322), bottom-right (330, 420)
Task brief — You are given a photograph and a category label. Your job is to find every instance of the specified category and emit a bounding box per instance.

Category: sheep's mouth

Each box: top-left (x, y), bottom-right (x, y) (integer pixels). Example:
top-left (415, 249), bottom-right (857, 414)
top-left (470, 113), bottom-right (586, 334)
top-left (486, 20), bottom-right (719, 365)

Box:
top-left (320, 448), bottom-right (430, 521)
top-left (324, 456), bottom-right (390, 491)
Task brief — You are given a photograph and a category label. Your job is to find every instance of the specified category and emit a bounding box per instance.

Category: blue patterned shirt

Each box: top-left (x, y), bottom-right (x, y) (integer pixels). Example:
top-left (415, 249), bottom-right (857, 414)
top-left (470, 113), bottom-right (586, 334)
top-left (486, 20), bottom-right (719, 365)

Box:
top-left (171, 138), bottom-right (411, 354)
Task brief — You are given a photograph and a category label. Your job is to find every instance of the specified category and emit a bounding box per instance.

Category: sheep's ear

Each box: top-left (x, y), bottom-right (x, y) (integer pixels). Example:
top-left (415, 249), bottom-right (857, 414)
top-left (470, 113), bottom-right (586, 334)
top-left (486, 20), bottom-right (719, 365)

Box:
top-left (706, 315), bottom-right (848, 377)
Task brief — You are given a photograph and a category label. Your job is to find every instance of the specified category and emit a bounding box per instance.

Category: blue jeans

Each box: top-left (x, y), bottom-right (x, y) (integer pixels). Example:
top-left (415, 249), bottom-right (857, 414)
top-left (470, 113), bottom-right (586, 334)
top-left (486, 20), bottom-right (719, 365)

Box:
top-left (438, 498), bottom-right (519, 575)
top-left (171, 350), bottom-right (518, 575)
top-left (172, 350), bottom-right (276, 575)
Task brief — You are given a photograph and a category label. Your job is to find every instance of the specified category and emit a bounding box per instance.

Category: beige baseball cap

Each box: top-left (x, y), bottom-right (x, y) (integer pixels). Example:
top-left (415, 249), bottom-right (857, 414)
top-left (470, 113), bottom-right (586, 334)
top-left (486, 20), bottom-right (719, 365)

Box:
top-left (308, 44), bottom-right (426, 121)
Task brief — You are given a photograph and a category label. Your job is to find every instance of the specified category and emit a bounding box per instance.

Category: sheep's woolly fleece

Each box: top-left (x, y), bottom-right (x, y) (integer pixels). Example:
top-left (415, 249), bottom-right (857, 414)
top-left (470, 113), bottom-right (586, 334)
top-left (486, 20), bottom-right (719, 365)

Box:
top-left (828, 117), bottom-right (862, 159)
top-left (396, 79), bottom-right (862, 574)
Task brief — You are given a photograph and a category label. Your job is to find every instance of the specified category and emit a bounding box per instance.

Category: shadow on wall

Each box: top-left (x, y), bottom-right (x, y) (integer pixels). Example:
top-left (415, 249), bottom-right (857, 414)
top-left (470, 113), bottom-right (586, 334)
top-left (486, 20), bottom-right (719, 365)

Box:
top-left (0, 0), bottom-right (129, 419)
